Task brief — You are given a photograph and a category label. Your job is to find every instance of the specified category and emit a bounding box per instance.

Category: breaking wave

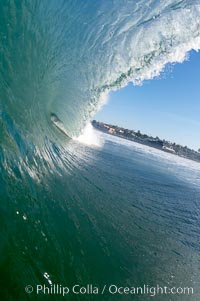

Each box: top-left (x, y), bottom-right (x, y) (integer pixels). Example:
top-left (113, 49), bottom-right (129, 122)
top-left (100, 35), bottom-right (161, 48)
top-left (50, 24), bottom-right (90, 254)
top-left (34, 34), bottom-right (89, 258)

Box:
top-left (1, 3), bottom-right (200, 300)
top-left (0, 0), bottom-right (200, 166)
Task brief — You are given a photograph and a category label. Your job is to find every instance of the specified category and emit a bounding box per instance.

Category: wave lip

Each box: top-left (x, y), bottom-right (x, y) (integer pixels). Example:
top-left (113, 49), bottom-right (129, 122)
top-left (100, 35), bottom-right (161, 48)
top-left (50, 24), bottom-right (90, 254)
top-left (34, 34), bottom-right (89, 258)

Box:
top-left (50, 113), bottom-right (70, 138)
top-left (0, 1), bottom-right (200, 158)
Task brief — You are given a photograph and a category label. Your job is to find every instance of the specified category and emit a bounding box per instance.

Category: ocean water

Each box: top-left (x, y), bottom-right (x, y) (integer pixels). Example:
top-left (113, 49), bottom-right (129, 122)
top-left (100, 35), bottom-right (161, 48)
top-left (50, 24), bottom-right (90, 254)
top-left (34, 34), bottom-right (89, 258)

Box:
top-left (1, 1), bottom-right (200, 300)
top-left (1, 129), bottom-right (200, 300)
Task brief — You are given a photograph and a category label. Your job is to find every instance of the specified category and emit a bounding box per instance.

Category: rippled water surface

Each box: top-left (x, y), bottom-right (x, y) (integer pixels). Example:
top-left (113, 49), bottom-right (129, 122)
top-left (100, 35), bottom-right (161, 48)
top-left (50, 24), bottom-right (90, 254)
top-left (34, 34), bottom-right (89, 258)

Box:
top-left (1, 131), bottom-right (200, 300)
top-left (1, 1), bottom-right (200, 300)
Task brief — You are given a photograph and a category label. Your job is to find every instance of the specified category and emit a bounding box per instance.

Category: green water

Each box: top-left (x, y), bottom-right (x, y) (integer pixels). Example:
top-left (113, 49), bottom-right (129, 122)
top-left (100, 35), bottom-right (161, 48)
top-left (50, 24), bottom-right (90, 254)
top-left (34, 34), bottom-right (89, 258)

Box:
top-left (1, 1), bottom-right (200, 300)
top-left (1, 134), bottom-right (200, 300)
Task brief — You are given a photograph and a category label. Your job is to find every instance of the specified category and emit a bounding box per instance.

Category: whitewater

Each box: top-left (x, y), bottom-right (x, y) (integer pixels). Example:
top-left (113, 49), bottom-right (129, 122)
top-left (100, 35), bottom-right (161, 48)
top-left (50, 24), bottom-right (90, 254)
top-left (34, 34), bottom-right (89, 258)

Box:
top-left (1, 1), bottom-right (200, 152)
top-left (1, 1), bottom-right (200, 301)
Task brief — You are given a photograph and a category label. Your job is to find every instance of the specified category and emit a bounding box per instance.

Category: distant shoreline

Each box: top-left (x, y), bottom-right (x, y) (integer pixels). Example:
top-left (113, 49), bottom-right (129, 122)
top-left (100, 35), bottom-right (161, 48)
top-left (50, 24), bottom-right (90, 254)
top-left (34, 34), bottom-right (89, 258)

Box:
top-left (92, 120), bottom-right (200, 163)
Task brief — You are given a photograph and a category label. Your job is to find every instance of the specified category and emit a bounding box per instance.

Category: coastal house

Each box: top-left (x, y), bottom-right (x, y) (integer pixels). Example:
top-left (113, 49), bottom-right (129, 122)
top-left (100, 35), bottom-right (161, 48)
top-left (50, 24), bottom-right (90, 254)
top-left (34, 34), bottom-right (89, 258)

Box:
top-left (108, 128), bottom-right (115, 134)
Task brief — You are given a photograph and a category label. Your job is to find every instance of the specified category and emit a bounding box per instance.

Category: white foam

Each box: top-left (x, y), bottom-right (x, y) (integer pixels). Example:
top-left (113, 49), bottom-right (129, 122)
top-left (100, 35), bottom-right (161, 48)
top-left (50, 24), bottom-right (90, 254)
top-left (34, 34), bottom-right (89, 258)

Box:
top-left (104, 133), bottom-right (200, 187)
top-left (73, 123), bottom-right (104, 147)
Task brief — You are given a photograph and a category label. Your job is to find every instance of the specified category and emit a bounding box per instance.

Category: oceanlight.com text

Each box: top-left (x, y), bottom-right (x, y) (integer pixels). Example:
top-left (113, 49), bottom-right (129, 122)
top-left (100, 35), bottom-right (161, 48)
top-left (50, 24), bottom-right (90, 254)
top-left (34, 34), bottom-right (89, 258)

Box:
top-left (25, 283), bottom-right (194, 297)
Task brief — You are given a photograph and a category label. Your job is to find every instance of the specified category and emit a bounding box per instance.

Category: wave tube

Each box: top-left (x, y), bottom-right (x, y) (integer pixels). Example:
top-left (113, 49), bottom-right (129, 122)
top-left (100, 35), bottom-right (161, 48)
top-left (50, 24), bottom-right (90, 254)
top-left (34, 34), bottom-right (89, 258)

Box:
top-left (0, 0), bottom-right (200, 162)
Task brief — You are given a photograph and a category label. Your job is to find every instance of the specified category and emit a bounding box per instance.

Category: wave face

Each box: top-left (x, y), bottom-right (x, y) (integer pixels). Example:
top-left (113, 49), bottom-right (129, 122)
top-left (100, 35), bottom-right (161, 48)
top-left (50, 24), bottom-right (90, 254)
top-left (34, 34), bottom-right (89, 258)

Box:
top-left (1, 2), bottom-right (200, 300)
top-left (1, 1), bottom-right (200, 155)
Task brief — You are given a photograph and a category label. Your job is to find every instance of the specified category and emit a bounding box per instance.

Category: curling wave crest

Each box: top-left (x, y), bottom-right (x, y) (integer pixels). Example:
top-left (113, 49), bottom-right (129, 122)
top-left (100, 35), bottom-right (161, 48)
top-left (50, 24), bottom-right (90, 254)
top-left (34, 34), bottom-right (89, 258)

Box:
top-left (0, 0), bottom-right (200, 165)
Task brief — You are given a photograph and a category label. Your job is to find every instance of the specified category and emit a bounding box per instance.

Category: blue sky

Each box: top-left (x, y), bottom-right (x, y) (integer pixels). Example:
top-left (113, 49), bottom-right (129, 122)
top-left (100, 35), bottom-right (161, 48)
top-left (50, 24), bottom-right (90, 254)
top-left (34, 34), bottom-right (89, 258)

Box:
top-left (94, 50), bottom-right (200, 150)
